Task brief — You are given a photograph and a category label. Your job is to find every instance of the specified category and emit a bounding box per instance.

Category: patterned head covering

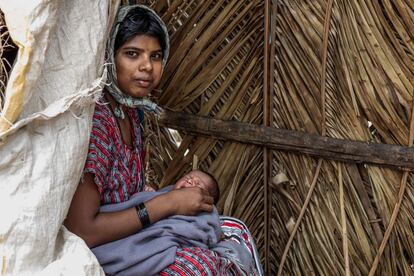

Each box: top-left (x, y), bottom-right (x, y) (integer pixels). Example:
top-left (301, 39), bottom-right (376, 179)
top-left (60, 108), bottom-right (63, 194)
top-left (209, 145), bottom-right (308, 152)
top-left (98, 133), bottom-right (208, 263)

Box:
top-left (106, 4), bottom-right (169, 116)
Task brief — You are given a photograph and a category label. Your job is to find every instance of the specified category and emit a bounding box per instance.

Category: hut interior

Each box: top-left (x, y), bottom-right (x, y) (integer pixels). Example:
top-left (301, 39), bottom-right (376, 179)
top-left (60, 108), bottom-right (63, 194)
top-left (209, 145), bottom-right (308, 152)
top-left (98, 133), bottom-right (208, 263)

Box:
top-left (1, 0), bottom-right (413, 275)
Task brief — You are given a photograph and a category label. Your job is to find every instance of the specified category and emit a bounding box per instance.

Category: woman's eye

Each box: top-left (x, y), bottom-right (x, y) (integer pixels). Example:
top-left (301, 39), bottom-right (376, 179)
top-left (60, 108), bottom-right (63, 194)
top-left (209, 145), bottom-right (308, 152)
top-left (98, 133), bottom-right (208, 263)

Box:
top-left (125, 51), bottom-right (138, 57)
top-left (151, 53), bottom-right (163, 60)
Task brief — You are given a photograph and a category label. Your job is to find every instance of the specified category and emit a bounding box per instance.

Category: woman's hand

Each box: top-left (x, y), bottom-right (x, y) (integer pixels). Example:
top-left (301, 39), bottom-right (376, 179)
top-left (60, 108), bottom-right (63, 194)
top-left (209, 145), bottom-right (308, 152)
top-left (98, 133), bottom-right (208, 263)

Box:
top-left (141, 186), bottom-right (214, 231)
top-left (167, 187), bottom-right (214, 216)
top-left (65, 175), bottom-right (214, 248)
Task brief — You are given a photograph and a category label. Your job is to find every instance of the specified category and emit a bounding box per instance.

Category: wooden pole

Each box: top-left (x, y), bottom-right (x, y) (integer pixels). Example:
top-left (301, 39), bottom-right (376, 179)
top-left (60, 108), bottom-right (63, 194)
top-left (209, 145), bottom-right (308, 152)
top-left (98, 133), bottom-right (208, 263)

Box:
top-left (263, 0), bottom-right (272, 274)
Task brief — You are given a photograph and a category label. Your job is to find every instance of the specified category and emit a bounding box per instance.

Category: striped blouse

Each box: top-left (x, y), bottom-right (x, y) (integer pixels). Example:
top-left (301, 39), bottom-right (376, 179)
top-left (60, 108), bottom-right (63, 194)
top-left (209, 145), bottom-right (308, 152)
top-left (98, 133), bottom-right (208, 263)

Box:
top-left (84, 100), bottom-right (145, 204)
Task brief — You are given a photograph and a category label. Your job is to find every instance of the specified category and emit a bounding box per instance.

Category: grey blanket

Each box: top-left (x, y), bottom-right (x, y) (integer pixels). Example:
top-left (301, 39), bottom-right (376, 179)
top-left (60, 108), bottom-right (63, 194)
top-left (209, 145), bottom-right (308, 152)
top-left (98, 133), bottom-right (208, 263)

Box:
top-left (92, 186), bottom-right (222, 276)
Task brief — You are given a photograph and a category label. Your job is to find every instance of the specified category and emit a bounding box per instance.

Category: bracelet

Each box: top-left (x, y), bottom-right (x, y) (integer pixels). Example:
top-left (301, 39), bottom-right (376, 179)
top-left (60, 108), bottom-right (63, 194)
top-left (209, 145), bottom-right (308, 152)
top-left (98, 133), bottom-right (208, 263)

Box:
top-left (135, 203), bottom-right (151, 228)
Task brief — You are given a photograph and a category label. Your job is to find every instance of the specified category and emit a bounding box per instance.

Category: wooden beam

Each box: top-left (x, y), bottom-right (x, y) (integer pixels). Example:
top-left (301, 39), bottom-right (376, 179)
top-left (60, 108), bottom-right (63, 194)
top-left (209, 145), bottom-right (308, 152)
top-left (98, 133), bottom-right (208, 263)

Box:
top-left (159, 111), bottom-right (414, 171)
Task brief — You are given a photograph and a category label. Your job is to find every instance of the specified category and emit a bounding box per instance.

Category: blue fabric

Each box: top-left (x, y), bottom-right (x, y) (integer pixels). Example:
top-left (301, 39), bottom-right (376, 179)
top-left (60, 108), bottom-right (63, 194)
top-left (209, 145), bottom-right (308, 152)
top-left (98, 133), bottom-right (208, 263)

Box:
top-left (92, 186), bottom-right (221, 276)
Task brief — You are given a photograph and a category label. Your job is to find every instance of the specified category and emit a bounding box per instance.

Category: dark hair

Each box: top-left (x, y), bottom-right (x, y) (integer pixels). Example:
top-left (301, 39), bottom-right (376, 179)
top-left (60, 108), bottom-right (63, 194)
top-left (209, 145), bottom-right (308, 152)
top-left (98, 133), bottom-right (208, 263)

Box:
top-left (200, 170), bottom-right (220, 205)
top-left (114, 7), bottom-right (167, 53)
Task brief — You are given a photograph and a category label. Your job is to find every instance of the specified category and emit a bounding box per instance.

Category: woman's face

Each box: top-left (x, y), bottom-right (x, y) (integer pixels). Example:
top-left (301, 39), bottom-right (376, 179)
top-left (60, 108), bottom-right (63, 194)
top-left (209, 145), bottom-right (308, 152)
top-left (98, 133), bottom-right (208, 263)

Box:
top-left (115, 34), bottom-right (163, 98)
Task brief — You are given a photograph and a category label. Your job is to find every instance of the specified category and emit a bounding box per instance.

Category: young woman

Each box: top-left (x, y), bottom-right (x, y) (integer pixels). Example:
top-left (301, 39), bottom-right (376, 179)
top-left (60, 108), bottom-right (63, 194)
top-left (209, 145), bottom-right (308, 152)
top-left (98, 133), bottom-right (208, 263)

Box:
top-left (65, 5), bottom-right (253, 275)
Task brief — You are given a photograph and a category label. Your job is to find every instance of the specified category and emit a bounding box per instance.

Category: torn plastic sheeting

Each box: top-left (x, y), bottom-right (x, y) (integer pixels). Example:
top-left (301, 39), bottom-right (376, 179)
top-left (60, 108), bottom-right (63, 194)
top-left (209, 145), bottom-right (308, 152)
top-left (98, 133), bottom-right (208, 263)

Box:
top-left (0, 0), bottom-right (119, 275)
top-left (0, 0), bottom-right (58, 135)
top-left (0, 75), bottom-right (105, 141)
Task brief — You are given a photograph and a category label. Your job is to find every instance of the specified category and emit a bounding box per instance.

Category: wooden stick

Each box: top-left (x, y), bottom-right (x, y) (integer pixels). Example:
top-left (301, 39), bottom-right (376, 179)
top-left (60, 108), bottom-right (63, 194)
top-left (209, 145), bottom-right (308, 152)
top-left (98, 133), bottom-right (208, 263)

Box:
top-left (339, 164), bottom-right (350, 276)
top-left (277, 160), bottom-right (323, 276)
top-left (159, 111), bottom-right (414, 171)
top-left (192, 154), bottom-right (198, 170)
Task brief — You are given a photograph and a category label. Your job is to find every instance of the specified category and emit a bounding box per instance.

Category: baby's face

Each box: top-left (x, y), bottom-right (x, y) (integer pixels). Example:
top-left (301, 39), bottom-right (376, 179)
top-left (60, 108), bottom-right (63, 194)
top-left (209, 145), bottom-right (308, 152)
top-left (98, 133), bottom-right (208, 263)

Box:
top-left (174, 171), bottom-right (213, 195)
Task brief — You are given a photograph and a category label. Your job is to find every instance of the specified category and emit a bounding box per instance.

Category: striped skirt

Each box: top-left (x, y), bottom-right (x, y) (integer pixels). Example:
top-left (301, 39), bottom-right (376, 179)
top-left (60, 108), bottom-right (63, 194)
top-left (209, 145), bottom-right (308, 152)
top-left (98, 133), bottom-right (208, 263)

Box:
top-left (159, 219), bottom-right (255, 276)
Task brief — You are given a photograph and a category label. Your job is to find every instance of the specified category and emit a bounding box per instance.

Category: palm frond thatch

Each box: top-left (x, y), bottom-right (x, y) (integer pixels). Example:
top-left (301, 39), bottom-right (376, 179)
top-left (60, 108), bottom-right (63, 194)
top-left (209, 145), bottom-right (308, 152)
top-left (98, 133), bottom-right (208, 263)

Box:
top-left (271, 1), bottom-right (414, 275)
top-left (144, 0), bottom-right (413, 275)
top-left (0, 10), bottom-right (11, 109)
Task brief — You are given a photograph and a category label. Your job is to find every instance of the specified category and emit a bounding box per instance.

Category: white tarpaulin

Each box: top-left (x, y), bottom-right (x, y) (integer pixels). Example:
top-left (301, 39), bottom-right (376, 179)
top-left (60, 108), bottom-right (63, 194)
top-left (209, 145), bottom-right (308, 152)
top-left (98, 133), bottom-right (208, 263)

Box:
top-left (0, 1), bottom-right (119, 275)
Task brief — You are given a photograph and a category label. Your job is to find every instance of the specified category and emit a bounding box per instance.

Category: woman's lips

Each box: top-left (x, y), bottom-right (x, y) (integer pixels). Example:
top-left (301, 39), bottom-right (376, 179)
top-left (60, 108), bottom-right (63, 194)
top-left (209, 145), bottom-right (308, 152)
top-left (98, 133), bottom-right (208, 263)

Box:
top-left (134, 78), bottom-right (152, 88)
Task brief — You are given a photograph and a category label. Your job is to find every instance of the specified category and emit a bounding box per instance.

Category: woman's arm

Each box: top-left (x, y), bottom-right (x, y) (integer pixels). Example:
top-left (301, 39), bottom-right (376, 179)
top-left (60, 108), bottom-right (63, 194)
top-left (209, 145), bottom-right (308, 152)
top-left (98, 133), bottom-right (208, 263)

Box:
top-left (64, 173), bottom-right (214, 248)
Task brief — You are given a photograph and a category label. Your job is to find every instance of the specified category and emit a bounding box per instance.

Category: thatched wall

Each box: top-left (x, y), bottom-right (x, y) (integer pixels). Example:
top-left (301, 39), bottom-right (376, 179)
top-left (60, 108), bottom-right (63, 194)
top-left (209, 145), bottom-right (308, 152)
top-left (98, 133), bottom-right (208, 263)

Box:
top-left (0, 10), bottom-right (8, 107)
top-left (141, 0), bottom-right (414, 275)
top-left (270, 1), bottom-right (414, 275)
top-left (0, 10), bottom-right (16, 110)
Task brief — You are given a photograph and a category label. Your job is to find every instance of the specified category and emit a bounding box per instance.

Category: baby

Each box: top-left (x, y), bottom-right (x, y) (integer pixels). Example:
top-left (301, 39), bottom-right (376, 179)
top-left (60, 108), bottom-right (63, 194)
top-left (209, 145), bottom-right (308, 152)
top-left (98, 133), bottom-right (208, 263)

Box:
top-left (92, 170), bottom-right (222, 275)
top-left (174, 170), bottom-right (220, 204)
top-left (144, 169), bottom-right (220, 204)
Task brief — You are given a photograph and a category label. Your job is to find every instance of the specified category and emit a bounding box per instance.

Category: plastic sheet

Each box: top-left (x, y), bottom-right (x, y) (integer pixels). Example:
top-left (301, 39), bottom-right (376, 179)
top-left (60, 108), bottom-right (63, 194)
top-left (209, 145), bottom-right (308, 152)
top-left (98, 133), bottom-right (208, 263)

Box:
top-left (0, 0), bottom-right (119, 274)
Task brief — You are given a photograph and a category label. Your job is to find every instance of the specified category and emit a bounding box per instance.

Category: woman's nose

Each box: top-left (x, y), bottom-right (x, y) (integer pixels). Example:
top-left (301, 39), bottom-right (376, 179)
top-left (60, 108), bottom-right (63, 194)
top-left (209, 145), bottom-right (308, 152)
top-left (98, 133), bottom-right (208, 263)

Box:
top-left (139, 55), bottom-right (152, 72)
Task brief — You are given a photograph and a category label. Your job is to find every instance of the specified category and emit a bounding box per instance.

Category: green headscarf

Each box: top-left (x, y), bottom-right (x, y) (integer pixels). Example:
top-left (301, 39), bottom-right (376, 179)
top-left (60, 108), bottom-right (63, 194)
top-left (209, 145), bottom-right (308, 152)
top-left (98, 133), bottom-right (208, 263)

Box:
top-left (106, 4), bottom-right (169, 118)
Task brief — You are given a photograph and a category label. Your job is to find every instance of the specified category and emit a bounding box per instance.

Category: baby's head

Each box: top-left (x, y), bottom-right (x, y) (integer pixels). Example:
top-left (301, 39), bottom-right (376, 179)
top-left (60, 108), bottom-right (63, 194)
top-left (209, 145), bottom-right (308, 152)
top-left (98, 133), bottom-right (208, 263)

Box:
top-left (174, 170), bottom-right (220, 204)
